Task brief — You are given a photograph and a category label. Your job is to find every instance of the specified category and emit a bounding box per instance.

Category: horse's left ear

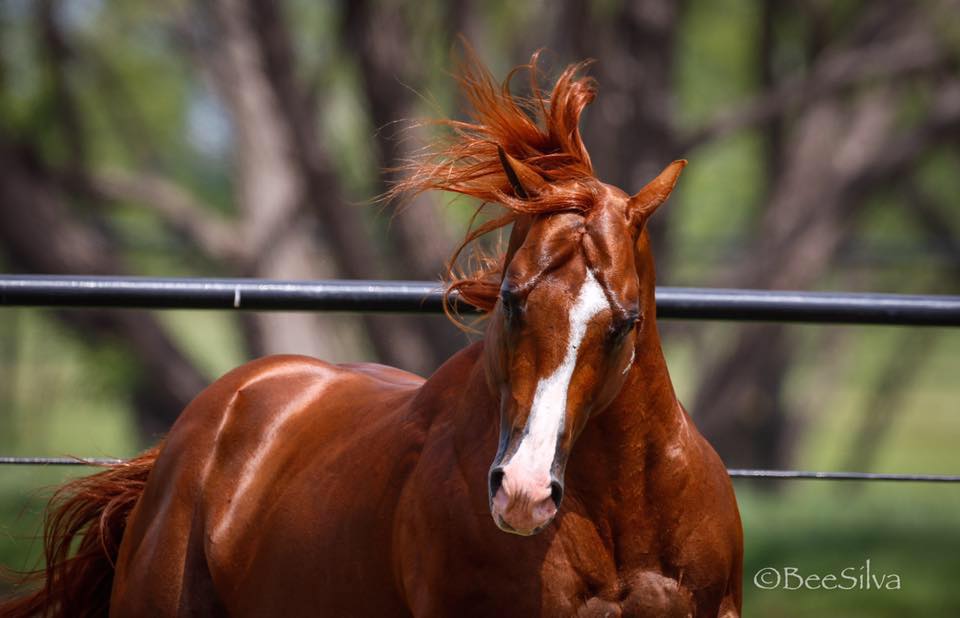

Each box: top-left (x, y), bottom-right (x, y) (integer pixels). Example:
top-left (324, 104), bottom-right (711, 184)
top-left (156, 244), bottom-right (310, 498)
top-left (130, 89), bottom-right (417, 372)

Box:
top-left (498, 145), bottom-right (548, 199)
top-left (627, 160), bottom-right (687, 229)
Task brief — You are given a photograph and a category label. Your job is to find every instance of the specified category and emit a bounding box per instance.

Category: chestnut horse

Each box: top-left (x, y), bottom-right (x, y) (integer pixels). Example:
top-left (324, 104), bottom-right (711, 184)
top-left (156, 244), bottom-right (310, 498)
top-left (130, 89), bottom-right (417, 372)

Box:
top-left (3, 53), bottom-right (742, 617)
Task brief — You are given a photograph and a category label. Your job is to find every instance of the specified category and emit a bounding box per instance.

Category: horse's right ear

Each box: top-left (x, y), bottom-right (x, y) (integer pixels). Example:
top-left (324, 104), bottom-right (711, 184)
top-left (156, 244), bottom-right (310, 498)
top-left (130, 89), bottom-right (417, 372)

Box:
top-left (497, 146), bottom-right (548, 199)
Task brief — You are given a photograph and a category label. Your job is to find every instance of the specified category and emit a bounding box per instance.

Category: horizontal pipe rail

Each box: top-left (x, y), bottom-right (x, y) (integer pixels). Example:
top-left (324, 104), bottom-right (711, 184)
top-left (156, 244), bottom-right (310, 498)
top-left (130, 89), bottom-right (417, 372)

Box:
top-left (2, 275), bottom-right (959, 325)
top-left (1, 456), bottom-right (957, 482)
top-left (0, 457), bottom-right (123, 466)
top-left (725, 469), bottom-right (960, 482)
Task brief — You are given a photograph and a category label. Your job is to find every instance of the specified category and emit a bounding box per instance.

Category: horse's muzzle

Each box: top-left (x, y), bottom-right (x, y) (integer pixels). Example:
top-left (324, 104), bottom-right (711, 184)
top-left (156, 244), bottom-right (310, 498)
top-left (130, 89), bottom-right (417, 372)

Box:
top-left (488, 466), bottom-right (564, 535)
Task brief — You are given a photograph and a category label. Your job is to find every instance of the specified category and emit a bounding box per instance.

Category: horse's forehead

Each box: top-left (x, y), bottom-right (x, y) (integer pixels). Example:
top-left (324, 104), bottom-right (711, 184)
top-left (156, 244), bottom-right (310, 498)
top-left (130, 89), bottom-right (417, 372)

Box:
top-left (578, 191), bottom-right (640, 313)
top-left (509, 200), bottom-right (632, 284)
top-left (510, 214), bottom-right (581, 267)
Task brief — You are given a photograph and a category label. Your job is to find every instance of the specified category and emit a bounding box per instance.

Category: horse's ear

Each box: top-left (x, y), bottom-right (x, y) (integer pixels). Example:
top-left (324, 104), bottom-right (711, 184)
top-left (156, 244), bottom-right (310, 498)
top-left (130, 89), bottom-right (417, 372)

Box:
top-left (627, 160), bottom-right (686, 228)
top-left (497, 145), bottom-right (548, 199)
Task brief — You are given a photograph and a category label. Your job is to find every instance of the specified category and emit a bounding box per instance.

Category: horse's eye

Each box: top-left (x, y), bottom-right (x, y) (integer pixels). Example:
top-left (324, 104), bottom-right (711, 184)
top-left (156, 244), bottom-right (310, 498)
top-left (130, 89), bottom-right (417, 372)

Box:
top-left (609, 312), bottom-right (639, 341)
top-left (500, 288), bottom-right (521, 323)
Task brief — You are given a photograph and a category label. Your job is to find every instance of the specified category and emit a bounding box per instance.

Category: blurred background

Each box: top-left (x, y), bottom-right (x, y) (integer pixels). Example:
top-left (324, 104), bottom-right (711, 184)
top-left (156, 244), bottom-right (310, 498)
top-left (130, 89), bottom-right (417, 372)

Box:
top-left (1, 0), bottom-right (958, 615)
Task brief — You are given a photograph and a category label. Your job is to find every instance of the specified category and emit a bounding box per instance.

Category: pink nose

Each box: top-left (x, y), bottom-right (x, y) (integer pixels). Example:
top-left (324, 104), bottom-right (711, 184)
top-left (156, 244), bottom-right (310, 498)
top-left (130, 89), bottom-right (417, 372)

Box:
top-left (489, 471), bottom-right (560, 535)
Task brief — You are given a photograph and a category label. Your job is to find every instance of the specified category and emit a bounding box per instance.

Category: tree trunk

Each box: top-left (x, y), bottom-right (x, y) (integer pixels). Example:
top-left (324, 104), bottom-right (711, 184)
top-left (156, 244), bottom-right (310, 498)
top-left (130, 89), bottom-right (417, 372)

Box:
top-left (0, 141), bottom-right (208, 439)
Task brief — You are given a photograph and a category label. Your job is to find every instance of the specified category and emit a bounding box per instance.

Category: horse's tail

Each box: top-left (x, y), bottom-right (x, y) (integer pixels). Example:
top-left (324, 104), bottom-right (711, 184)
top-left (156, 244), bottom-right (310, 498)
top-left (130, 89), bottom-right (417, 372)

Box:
top-left (1, 445), bottom-right (160, 618)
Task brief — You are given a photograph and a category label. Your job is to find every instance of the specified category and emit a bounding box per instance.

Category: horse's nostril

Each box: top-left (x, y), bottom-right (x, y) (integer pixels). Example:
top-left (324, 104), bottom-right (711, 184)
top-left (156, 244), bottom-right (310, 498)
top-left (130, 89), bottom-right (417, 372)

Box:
top-left (489, 467), bottom-right (505, 497)
top-left (549, 480), bottom-right (564, 508)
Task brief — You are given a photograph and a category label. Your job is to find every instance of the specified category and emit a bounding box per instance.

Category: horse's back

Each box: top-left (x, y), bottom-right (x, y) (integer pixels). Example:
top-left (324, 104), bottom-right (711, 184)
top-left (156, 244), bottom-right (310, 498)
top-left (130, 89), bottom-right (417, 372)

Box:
top-left (112, 355), bottom-right (425, 617)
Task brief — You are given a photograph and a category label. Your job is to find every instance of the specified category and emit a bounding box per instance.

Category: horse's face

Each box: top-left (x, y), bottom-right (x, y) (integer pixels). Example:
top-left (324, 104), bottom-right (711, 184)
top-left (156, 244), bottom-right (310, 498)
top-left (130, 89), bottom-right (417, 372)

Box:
top-left (485, 183), bottom-right (647, 536)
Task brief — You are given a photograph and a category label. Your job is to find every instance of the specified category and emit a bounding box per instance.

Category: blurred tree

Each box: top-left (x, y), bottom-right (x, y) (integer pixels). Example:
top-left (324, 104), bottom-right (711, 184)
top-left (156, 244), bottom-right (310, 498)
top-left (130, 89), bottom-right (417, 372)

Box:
top-left (684, 1), bottom-right (960, 468)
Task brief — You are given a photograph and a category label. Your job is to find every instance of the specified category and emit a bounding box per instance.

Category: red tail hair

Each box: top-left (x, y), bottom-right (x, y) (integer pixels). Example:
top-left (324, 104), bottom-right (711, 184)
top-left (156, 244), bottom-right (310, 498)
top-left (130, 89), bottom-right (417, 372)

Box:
top-left (1, 446), bottom-right (159, 618)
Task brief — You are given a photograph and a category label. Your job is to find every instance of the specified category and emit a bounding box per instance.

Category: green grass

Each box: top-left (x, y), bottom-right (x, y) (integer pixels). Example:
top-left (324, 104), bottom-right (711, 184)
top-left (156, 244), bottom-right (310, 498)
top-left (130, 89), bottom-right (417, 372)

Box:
top-left (739, 484), bottom-right (960, 617)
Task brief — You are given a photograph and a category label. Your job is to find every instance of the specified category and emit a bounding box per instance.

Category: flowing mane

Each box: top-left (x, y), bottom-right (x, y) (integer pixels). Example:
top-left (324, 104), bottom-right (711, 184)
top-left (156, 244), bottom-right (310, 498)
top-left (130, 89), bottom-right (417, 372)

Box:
top-left (391, 50), bottom-right (601, 314)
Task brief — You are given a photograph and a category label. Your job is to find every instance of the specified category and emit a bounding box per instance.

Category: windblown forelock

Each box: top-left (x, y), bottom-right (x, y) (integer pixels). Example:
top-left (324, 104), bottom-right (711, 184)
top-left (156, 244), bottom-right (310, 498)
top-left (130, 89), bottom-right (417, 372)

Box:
top-left (388, 46), bottom-right (601, 321)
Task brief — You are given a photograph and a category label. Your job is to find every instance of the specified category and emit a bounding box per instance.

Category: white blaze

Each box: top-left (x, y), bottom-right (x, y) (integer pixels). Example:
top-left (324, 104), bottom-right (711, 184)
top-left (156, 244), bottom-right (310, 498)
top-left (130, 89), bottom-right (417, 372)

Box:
top-left (502, 270), bottom-right (608, 486)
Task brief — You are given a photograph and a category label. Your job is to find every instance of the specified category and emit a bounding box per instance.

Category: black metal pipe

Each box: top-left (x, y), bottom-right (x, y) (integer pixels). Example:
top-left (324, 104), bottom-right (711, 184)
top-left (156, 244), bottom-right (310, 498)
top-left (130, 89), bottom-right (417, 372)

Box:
top-left (0, 276), bottom-right (445, 312)
top-left (2, 456), bottom-right (957, 482)
top-left (0, 457), bottom-right (123, 466)
top-left (2, 275), bottom-right (959, 325)
top-left (726, 469), bottom-right (960, 482)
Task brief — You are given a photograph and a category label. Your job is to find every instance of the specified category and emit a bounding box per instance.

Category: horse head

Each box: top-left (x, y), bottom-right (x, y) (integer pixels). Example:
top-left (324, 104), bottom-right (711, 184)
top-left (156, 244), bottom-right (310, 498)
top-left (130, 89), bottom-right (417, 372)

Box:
top-left (484, 154), bottom-right (684, 535)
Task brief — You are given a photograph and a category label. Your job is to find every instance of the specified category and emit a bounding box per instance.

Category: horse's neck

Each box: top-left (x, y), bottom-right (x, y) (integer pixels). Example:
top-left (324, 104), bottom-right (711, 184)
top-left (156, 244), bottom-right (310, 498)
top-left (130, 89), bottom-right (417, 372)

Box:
top-left (551, 316), bottom-right (690, 574)
top-left (569, 308), bottom-right (687, 483)
top-left (585, 238), bottom-right (689, 488)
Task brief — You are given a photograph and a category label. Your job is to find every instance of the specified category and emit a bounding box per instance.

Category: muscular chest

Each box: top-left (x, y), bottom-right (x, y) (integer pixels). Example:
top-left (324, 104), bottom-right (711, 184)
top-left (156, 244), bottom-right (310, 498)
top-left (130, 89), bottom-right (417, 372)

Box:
top-left (536, 517), bottom-right (695, 617)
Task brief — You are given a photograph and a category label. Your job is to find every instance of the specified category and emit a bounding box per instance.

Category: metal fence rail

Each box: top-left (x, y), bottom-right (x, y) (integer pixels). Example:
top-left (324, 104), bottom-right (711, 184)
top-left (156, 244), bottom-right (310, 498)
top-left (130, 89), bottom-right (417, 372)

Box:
top-left (2, 275), bottom-right (960, 325)
top-left (1, 456), bottom-right (957, 482)
top-left (2, 274), bottom-right (958, 481)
